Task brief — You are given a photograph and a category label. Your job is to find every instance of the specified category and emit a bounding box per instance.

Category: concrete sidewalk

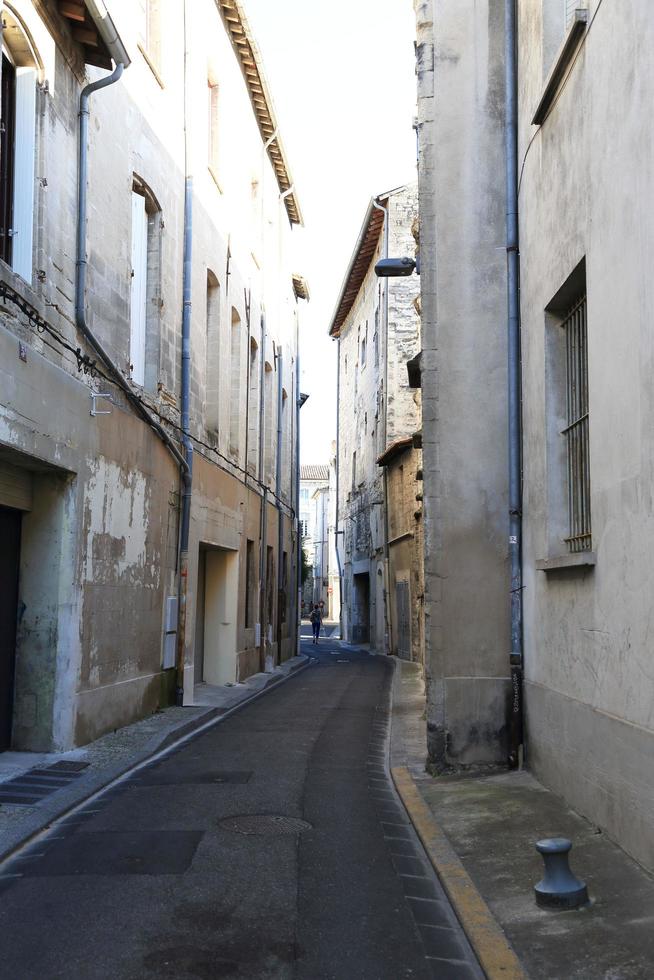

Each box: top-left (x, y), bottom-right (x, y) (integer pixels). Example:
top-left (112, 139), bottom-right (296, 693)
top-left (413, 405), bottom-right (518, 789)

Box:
top-left (0, 654), bottom-right (308, 864)
top-left (391, 659), bottom-right (654, 980)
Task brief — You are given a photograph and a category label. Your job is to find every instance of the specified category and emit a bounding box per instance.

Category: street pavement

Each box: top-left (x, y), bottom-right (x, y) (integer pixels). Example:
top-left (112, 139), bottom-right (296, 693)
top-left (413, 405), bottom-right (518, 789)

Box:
top-left (0, 633), bottom-right (481, 980)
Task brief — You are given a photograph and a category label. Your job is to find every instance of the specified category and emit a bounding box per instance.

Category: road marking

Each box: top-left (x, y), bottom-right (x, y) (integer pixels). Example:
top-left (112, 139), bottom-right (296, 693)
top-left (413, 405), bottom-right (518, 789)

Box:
top-left (392, 766), bottom-right (526, 980)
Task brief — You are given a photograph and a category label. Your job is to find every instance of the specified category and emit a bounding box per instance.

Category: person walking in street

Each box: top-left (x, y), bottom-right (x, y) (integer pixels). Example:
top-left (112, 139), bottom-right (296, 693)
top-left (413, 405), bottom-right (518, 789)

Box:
top-left (310, 603), bottom-right (322, 644)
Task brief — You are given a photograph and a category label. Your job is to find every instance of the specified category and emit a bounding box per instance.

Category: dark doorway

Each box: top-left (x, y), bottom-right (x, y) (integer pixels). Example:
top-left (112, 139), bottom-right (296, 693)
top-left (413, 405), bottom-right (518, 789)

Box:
top-left (0, 505), bottom-right (21, 749)
top-left (0, 54), bottom-right (16, 266)
top-left (194, 548), bottom-right (206, 683)
top-left (352, 572), bottom-right (370, 644)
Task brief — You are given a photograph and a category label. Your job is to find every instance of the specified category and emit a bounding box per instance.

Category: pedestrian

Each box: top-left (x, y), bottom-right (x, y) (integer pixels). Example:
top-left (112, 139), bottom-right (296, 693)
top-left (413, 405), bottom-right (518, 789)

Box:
top-left (309, 603), bottom-right (322, 644)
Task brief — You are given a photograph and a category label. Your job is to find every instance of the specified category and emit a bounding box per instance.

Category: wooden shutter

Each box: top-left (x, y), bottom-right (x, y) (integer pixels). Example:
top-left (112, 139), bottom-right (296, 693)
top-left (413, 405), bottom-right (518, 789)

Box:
top-left (130, 192), bottom-right (148, 386)
top-left (11, 68), bottom-right (36, 282)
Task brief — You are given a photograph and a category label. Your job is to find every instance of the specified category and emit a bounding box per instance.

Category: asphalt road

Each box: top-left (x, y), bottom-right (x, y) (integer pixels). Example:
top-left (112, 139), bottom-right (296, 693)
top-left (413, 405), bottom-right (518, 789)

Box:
top-left (0, 633), bottom-right (482, 980)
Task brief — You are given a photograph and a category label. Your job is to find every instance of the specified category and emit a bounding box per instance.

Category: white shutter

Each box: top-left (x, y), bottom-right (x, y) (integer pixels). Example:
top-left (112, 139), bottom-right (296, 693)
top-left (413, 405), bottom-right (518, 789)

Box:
top-left (12, 69), bottom-right (36, 283)
top-left (130, 192), bottom-right (148, 386)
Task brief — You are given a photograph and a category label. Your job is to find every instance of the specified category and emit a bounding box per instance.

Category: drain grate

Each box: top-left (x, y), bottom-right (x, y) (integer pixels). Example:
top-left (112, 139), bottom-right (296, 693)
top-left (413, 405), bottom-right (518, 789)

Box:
top-left (217, 814), bottom-right (312, 836)
top-left (0, 761), bottom-right (90, 806)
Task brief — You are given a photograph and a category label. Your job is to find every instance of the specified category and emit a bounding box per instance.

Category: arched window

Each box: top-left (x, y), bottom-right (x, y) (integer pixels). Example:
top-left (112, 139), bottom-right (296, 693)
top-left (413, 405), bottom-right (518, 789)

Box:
top-left (130, 176), bottom-right (162, 389)
top-left (1, 3), bottom-right (43, 281)
top-left (229, 308), bottom-right (242, 457)
top-left (247, 336), bottom-right (259, 475)
top-left (206, 269), bottom-right (221, 431)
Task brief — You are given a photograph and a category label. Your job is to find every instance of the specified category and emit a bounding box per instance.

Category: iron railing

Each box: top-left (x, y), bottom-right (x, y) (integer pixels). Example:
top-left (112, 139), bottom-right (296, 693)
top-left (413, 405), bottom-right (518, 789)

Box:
top-left (562, 293), bottom-right (591, 552)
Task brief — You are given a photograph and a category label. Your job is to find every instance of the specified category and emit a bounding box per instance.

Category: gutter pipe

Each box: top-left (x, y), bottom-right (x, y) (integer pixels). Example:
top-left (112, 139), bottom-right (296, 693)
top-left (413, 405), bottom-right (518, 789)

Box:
top-left (372, 197), bottom-right (393, 657)
top-left (258, 312), bottom-right (268, 670)
top-left (335, 337), bottom-right (344, 639)
top-left (275, 350), bottom-right (284, 664)
top-left (175, 175), bottom-right (193, 705)
top-left (505, 0), bottom-right (524, 767)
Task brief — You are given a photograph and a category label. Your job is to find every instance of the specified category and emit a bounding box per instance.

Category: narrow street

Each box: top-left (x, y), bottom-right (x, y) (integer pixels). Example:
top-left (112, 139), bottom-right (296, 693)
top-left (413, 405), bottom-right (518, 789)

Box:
top-left (0, 633), bottom-right (481, 980)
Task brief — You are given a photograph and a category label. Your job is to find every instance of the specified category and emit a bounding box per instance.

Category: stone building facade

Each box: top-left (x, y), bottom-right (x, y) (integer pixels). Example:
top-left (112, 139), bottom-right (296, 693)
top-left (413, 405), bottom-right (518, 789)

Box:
top-left (299, 464), bottom-right (328, 612)
top-left (0, 0), bottom-right (303, 752)
top-left (414, 0), bottom-right (510, 767)
top-left (414, 0), bottom-right (654, 870)
top-left (330, 185), bottom-right (422, 658)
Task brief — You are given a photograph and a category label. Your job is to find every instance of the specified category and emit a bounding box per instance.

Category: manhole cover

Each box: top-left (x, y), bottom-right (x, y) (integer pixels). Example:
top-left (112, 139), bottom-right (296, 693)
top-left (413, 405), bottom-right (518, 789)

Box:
top-left (218, 814), bottom-right (312, 836)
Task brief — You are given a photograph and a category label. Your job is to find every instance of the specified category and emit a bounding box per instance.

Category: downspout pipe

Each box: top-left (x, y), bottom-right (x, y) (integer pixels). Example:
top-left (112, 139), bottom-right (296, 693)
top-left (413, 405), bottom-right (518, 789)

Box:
top-left (372, 198), bottom-right (393, 657)
top-left (175, 176), bottom-right (194, 705)
top-left (275, 351), bottom-right (284, 664)
top-left (505, 0), bottom-right (524, 768)
top-left (258, 312), bottom-right (267, 669)
top-left (335, 336), bottom-right (344, 639)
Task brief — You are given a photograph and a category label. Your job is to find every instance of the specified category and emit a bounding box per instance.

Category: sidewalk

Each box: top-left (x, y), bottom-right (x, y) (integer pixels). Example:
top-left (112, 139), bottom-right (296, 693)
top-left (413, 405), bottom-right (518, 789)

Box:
top-left (391, 659), bottom-right (654, 980)
top-left (0, 654), bottom-right (308, 864)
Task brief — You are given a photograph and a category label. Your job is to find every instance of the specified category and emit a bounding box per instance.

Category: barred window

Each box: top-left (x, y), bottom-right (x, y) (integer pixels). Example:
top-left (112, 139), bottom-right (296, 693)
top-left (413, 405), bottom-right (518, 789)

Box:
top-left (561, 293), bottom-right (590, 552)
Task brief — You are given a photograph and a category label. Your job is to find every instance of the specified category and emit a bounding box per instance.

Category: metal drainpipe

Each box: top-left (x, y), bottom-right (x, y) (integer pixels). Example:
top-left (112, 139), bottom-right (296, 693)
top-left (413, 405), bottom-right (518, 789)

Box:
top-left (335, 336), bottom-right (344, 639)
top-left (372, 198), bottom-right (393, 656)
top-left (275, 350), bottom-right (284, 663)
top-left (505, 0), bottom-right (524, 767)
top-left (175, 0), bottom-right (194, 705)
top-left (258, 312), bottom-right (267, 670)
top-left (295, 318), bottom-right (303, 655)
top-left (175, 174), bottom-right (193, 705)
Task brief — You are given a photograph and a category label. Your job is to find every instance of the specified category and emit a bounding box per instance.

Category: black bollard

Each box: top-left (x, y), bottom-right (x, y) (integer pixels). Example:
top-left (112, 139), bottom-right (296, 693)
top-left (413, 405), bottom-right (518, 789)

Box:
top-left (534, 837), bottom-right (589, 910)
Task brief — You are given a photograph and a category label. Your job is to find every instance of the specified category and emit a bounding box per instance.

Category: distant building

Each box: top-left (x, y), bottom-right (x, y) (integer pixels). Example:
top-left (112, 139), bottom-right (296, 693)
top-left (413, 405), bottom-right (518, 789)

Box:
top-left (300, 464), bottom-right (328, 614)
top-left (329, 185), bottom-right (423, 659)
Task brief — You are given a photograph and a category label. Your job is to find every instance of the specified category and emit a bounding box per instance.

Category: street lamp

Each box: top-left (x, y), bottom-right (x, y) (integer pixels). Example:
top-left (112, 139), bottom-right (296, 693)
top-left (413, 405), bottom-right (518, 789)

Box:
top-left (374, 256), bottom-right (419, 277)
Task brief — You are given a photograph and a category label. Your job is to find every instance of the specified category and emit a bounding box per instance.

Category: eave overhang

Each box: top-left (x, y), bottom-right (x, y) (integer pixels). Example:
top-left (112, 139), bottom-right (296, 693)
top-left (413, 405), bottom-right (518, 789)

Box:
top-left (55, 1), bottom-right (130, 69)
top-left (377, 436), bottom-right (413, 468)
top-left (328, 185), bottom-right (406, 339)
top-left (216, 0), bottom-right (302, 226)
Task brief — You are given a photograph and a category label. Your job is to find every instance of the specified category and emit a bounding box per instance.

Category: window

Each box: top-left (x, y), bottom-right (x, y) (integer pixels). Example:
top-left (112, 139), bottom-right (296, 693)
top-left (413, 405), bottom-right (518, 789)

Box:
top-left (247, 337), bottom-right (259, 475)
top-left (206, 270), bottom-right (221, 430)
top-left (352, 450), bottom-right (357, 490)
top-left (374, 304), bottom-right (380, 367)
top-left (545, 260), bottom-right (590, 556)
top-left (361, 320), bottom-right (367, 367)
top-left (207, 80), bottom-right (220, 177)
top-left (1, 52), bottom-right (36, 281)
top-left (139, 0), bottom-right (162, 74)
top-left (129, 191), bottom-right (148, 386)
top-left (130, 179), bottom-right (162, 388)
top-left (300, 519), bottom-right (308, 538)
top-left (561, 293), bottom-right (590, 552)
top-left (245, 539), bottom-right (254, 627)
top-left (264, 361), bottom-right (274, 483)
top-left (229, 308), bottom-right (242, 456)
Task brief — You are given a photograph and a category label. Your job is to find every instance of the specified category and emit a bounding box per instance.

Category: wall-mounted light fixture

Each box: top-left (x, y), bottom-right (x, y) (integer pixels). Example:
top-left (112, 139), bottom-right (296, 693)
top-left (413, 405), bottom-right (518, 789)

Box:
top-left (374, 256), bottom-right (419, 277)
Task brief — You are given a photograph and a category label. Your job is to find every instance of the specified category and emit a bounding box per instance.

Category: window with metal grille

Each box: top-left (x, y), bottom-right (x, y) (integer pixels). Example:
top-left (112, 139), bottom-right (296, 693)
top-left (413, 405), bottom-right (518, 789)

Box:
top-left (561, 293), bottom-right (590, 552)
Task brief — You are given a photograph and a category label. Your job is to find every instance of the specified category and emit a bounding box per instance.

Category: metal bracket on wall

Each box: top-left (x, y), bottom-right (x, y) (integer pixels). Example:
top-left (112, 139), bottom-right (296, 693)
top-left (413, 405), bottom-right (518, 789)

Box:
top-left (90, 392), bottom-right (112, 417)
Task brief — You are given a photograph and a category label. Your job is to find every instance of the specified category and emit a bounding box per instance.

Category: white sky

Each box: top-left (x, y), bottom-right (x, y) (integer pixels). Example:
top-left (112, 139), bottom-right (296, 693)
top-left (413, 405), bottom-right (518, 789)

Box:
top-left (244, 0), bottom-right (417, 466)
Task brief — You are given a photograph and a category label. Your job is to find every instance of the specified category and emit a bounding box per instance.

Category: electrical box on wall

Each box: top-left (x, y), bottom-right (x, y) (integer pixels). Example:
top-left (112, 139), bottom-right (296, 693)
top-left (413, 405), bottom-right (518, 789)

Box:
top-left (163, 632), bottom-right (176, 670)
top-left (162, 596), bottom-right (178, 669)
top-left (165, 596), bottom-right (178, 632)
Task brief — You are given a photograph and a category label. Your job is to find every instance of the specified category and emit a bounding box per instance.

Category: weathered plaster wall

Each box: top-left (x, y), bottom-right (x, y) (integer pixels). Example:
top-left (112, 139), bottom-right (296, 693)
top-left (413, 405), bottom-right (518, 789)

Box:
top-left (0, 0), bottom-right (300, 749)
top-left (415, 0), bottom-right (510, 766)
top-left (518, 0), bottom-right (654, 869)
